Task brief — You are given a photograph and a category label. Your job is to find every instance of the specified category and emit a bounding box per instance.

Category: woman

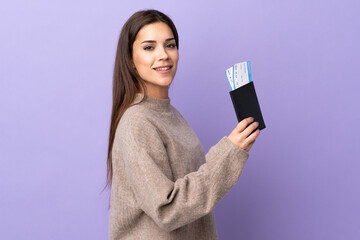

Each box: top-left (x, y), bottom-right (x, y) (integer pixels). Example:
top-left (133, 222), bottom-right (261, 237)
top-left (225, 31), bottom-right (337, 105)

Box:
top-left (106, 9), bottom-right (260, 240)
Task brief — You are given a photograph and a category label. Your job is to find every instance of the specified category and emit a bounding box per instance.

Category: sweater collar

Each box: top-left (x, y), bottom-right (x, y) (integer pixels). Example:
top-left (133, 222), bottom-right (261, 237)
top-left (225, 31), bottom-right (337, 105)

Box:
top-left (133, 93), bottom-right (171, 112)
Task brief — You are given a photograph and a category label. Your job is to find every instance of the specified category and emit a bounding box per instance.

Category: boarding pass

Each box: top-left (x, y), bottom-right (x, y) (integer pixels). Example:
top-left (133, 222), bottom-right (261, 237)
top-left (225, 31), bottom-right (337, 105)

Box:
top-left (225, 61), bottom-right (252, 90)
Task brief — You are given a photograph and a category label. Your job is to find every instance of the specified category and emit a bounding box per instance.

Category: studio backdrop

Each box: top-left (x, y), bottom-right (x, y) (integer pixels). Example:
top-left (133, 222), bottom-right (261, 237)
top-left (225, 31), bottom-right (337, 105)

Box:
top-left (0, 0), bottom-right (359, 239)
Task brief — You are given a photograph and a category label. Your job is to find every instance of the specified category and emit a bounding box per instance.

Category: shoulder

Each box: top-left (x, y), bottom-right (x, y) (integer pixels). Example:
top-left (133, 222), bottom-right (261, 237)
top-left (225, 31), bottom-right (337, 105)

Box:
top-left (113, 105), bottom-right (165, 158)
top-left (116, 104), bottom-right (159, 142)
top-left (121, 104), bottom-right (151, 124)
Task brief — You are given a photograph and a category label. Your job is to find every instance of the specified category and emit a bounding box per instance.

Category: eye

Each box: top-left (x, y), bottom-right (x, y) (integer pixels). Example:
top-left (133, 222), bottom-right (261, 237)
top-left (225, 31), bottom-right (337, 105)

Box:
top-left (144, 46), bottom-right (154, 50)
top-left (167, 43), bottom-right (177, 48)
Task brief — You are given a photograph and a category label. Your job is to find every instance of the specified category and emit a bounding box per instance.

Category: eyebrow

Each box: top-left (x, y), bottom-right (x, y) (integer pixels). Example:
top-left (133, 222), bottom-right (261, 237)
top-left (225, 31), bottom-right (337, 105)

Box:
top-left (141, 38), bottom-right (175, 44)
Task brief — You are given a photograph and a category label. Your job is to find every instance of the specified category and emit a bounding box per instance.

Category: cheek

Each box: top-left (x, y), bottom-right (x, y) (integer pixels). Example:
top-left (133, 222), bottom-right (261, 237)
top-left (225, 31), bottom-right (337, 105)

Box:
top-left (134, 53), bottom-right (152, 70)
top-left (171, 51), bottom-right (179, 63)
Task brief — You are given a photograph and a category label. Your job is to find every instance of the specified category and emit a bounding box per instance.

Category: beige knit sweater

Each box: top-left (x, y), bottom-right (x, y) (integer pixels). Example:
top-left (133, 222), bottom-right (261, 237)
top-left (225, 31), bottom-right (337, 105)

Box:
top-left (109, 93), bottom-right (249, 240)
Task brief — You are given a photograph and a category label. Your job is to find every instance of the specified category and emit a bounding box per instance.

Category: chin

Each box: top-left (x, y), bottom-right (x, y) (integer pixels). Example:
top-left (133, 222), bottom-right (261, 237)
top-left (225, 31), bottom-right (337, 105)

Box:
top-left (157, 78), bottom-right (174, 86)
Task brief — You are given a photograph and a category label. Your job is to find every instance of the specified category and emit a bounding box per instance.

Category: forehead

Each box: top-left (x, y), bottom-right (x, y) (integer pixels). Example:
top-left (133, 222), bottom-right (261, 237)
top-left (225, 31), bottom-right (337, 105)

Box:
top-left (135, 22), bottom-right (174, 41)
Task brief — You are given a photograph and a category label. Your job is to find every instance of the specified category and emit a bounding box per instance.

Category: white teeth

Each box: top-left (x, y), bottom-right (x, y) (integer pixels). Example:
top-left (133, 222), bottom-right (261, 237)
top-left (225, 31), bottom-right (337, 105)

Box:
top-left (155, 67), bottom-right (170, 71)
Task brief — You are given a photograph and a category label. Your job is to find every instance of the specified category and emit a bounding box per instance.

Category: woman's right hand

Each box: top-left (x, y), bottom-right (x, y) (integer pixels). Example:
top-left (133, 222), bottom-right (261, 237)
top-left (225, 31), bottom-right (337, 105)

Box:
top-left (228, 117), bottom-right (260, 152)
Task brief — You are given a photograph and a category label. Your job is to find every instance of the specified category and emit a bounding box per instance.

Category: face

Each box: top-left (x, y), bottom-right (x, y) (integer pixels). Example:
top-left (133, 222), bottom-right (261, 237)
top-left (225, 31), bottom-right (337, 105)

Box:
top-left (132, 22), bottom-right (179, 98)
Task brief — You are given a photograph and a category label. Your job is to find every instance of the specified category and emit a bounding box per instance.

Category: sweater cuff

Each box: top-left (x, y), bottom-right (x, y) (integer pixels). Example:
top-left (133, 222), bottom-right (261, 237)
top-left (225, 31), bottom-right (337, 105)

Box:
top-left (220, 136), bottom-right (250, 163)
top-left (205, 136), bottom-right (250, 166)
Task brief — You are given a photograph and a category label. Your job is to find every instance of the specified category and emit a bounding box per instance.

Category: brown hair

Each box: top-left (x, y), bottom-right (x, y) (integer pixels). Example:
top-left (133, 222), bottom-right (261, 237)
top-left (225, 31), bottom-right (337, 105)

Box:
top-left (104, 9), bottom-right (179, 191)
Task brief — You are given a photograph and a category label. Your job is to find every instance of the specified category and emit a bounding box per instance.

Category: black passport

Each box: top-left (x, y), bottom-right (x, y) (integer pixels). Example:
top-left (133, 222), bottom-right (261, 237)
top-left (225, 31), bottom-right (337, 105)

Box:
top-left (229, 81), bottom-right (266, 130)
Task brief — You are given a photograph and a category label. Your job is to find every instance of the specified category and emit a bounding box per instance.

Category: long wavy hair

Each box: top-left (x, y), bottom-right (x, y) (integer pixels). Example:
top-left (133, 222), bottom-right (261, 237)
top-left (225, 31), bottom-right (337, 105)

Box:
top-left (104, 9), bottom-right (179, 191)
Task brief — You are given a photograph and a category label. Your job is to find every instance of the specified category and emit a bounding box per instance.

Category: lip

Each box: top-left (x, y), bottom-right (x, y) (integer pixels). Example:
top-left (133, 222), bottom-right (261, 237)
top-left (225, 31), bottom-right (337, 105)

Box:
top-left (153, 65), bottom-right (173, 74)
top-left (153, 65), bottom-right (173, 69)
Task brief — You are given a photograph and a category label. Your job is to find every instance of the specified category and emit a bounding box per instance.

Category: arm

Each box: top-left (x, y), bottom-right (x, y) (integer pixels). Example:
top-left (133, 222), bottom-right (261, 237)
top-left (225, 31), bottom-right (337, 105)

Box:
top-left (117, 116), bottom-right (249, 232)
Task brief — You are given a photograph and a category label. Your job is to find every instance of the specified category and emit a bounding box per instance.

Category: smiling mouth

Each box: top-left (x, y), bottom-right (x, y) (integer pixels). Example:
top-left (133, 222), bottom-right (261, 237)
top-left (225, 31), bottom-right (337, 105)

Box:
top-left (153, 66), bottom-right (172, 71)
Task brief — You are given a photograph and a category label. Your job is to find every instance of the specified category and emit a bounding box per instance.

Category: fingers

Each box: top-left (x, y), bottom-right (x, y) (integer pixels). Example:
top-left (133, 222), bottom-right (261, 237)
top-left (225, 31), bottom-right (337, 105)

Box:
top-left (235, 117), bottom-right (255, 133)
top-left (229, 117), bottom-right (261, 152)
top-left (241, 127), bottom-right (260, 152)
top-left (245, 139), bottom-right (256, 152)
top-left (242, 121), bottom-right (259, 138)
top-left (245, 129), bottom-right (260, 147)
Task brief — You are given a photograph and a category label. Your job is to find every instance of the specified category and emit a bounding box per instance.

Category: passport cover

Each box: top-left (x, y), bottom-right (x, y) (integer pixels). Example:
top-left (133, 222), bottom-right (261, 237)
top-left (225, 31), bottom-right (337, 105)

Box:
top-left (229, 81), bottom-right (266, 130)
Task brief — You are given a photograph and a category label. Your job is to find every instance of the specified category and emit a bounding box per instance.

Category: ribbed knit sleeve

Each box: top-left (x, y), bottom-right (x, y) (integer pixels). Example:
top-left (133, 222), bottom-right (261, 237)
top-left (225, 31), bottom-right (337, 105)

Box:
top-left (116, 112), bottom-right (249, 233)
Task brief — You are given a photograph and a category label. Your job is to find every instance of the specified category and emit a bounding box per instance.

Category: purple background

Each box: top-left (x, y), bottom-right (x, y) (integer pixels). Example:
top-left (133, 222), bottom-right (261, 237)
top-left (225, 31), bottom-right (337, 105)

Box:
top-left (1, 0), bottom-right (359, 239)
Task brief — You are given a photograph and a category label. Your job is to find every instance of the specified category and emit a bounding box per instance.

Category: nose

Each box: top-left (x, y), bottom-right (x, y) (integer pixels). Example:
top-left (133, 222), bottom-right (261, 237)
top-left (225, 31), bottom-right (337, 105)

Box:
top-left (157, 46), bottom-right (169, 60)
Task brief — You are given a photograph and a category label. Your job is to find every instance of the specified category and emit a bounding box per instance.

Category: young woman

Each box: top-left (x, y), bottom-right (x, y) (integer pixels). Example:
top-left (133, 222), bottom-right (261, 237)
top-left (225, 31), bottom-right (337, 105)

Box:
top-left (106, 9), bottom-right (260, 240)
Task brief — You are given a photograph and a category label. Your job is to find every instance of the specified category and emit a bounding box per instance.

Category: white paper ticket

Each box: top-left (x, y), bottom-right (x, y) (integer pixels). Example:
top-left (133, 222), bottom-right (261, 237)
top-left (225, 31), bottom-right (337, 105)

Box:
top-left (225, 61), bottom-right (252, 90)
top-left (225, 66), bottom-right (234, 90)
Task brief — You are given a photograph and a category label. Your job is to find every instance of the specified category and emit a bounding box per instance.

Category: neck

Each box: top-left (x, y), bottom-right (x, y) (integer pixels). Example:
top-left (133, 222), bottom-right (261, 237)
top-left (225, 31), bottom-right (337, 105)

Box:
top-left (137, 86), bottom-right (169, 99)
top-left (133, 93), bottom-right (171, 112)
